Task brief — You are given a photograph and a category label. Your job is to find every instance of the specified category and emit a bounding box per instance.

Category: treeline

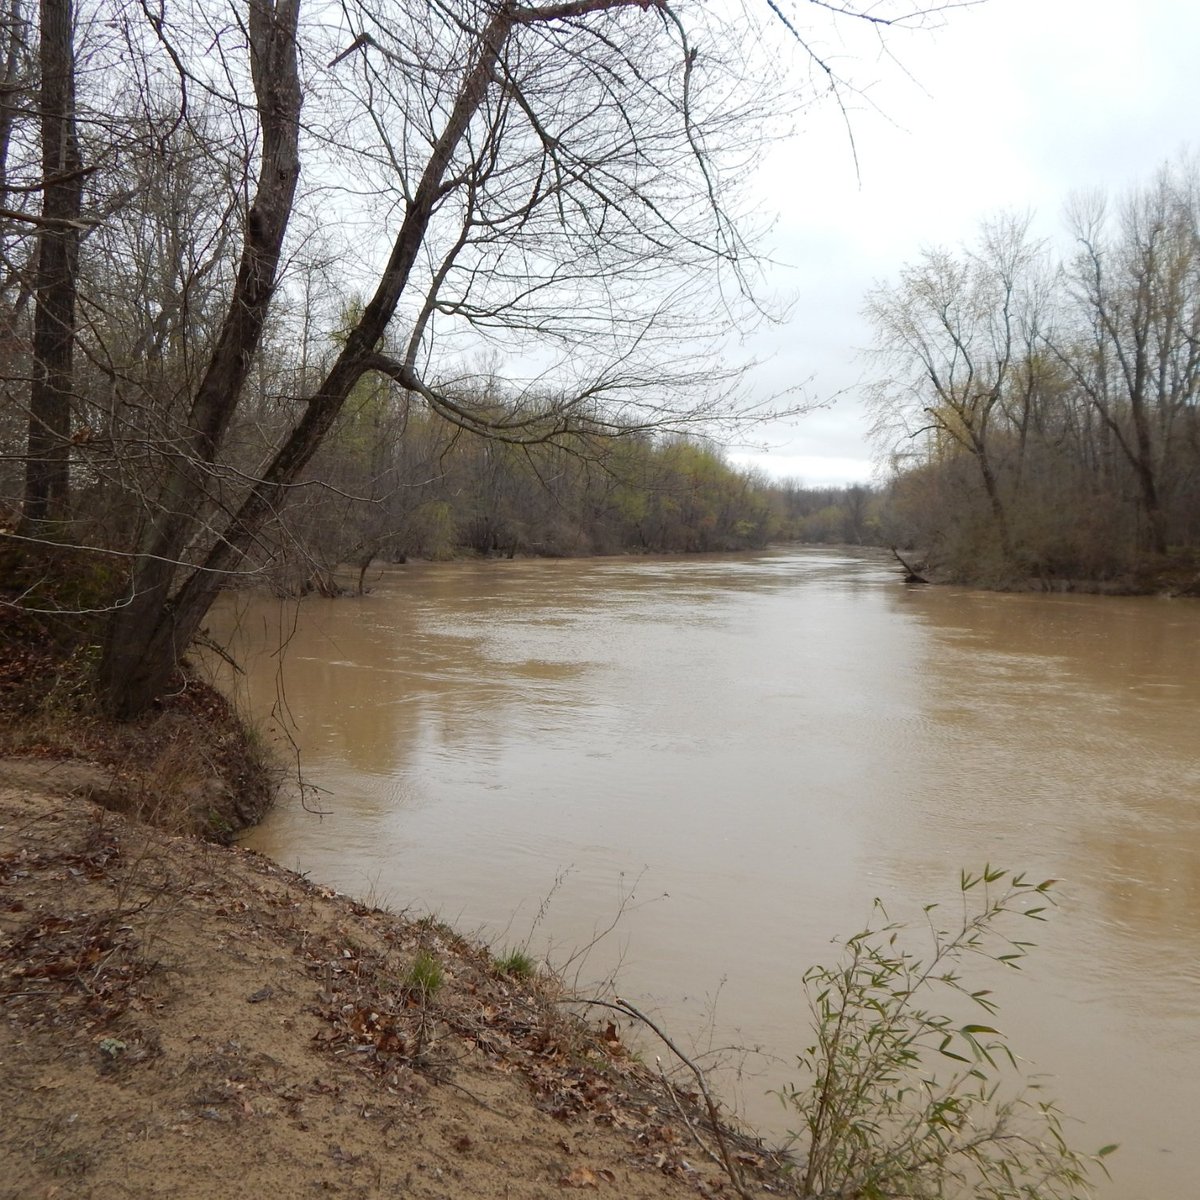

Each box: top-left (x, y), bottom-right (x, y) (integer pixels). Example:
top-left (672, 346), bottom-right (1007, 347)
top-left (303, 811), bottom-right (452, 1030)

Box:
top-left (268, 381), bottom-right (886, 593)
top-left (867, 157), bottom-right (1200, 588)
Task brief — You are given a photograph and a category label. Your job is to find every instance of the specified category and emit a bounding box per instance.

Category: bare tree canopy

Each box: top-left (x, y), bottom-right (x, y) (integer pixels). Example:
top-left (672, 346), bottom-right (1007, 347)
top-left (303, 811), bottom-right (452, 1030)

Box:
top-left (0, 0), bottom-right (969, 715)
top-left (868, 157), bottom-right (1200, 583)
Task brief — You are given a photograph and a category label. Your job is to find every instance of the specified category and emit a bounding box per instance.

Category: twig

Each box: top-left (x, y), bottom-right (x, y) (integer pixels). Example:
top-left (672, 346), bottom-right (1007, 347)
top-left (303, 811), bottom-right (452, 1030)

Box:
top-left (656, 1058), bottom-right (726, 1172)
top-left (572, 996), bottom-right (754, 1199)
top-left (194, 629), bottom-right (244, 675)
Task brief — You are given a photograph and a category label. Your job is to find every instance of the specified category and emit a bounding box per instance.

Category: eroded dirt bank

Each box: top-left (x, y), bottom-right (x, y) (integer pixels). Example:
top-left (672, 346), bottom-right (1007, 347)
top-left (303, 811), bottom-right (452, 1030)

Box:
top-left (0, 763), bottom-right (785, 1200)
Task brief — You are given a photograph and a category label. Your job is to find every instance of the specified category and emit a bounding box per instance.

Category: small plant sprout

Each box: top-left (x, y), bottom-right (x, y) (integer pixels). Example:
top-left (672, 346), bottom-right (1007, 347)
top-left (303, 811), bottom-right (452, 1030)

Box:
top-left (779, 866), bottom-right (1114, 1200)
top-left (97, 1037), bottom-right (127, 1060)
top-left (496, 947), bottom-right (537, 981)
top-left (403, 950), bottom-right (443, 1001)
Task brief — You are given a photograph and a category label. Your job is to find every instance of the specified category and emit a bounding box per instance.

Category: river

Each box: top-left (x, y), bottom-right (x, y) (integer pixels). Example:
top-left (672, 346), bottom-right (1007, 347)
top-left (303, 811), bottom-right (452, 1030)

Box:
top-left (211, 548), bottom-right (1200, 1199)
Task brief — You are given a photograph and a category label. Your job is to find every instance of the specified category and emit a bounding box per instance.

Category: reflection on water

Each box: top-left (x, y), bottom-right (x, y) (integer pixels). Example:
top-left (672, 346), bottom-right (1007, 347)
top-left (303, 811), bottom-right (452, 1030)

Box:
top-left (209, 550), bottom-right (1200, 1200)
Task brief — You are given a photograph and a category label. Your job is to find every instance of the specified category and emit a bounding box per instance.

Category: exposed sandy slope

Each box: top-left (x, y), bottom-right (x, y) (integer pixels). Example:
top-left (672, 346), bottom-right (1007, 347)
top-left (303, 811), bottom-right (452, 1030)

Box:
top-left (0, 760), bottom-right (785, 1200)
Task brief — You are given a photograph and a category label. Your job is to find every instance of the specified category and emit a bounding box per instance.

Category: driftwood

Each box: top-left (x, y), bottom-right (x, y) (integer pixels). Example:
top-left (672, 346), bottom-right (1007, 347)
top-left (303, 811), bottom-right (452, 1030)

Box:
top-left (891, 546), bottom-right (931, 584)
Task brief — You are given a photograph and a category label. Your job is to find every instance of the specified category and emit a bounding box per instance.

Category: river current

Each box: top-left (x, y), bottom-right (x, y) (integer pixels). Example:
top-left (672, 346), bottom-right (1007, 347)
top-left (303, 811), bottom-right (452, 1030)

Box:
top-left (211, 548), bottom-right (1200, 1200)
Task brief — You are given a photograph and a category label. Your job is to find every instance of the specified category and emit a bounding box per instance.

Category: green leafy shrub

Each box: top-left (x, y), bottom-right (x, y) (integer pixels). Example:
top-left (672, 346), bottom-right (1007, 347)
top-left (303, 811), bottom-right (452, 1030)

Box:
top-left (780, 867), bottom-right (1114, 1199)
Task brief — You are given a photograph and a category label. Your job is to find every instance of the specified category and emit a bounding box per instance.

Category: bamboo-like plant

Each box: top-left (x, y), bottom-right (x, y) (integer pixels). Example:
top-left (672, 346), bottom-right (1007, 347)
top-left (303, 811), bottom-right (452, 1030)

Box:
top-left (779, 867), bottom-right (1115, 1199)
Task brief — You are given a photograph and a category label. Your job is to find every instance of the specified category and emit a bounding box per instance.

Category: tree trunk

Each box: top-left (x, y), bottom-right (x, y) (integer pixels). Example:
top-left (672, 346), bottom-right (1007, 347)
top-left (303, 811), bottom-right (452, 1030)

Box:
top-left (98, 0), bottom-right (515, 718)
top-left (98, 0), bottom-right (303, 717)
top-left (1130, 422), bottom-right (1168, 554)
top-left (976, 448), bottom-right (1013, 561)
top-left (22, 0), bottom-right (81, 524)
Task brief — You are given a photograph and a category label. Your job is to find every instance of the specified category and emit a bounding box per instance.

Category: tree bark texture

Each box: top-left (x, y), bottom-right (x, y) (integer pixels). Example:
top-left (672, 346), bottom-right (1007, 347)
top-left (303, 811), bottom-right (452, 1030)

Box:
top-left (98, 0), bottom-right (302, 716)
top-left (23, 0), bottom-right (81, 523)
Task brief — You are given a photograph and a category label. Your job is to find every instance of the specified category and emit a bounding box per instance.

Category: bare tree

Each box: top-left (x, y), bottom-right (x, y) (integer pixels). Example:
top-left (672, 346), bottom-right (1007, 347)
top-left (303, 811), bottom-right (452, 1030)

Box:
top-left (868, 157), bottom-right (1200, 580)
top-left (1056, 165), bottom-right (1200, 555)
top-left (867, 213), bottom-right (1046, 561)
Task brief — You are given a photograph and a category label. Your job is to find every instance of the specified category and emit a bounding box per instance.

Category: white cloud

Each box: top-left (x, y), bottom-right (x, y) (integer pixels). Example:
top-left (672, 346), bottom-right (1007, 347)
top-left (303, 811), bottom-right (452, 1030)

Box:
top-left (729, 451), bottom-right (874, 487)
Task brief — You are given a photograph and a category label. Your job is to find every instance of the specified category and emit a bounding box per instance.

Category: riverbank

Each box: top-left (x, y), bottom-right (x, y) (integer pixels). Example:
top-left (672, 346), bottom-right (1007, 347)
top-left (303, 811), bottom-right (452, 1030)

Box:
top-left (0, 552), bottom-right (278, 843)
top-left (0, 760), bottom-right (785, 1199)
top-left (891, 545), bottom-right (1200, 597)
top-left (0, 594), bottom-right (785, 1197)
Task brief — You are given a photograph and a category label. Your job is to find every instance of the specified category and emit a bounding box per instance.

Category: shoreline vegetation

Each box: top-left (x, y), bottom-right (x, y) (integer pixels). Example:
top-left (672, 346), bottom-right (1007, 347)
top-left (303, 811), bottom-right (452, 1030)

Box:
top-left (887, 543), bottom-right (1200, 598)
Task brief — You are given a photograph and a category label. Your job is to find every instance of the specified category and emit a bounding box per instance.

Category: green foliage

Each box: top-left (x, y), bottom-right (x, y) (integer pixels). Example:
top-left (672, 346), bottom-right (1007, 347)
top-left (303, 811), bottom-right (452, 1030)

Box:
top-left (291, 421), bottom-right (840, 569)
top-left (780, 867), bottom-right (1110, 1199)
top-left (495, 947), bottom-right (537, 981)
top-left (403, 950), bottom-right (444, 1000)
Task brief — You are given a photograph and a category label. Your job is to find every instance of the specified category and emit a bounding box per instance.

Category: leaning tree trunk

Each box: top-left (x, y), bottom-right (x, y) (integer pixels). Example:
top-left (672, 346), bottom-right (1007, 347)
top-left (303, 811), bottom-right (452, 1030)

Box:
top-left (97, 0), bottom-right (303, 718)
top-left (976, 447), bottom-right (1014, 562)
top-left (99, 1), bottom-right (518, 718)
top-left (22, 0), bottom-right (81, 525)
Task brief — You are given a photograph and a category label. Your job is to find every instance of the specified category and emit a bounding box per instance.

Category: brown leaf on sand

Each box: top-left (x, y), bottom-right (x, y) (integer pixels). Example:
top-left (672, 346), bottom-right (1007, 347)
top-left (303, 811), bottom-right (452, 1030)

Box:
top-left (560, 1166), bottom-right (599, 1188)
top-left (560, 1166), bottom-right (616, 1188)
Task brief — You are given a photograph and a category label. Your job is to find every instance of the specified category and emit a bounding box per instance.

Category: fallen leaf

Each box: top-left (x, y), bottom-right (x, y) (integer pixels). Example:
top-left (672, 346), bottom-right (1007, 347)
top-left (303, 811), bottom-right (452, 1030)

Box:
top-left (560, 1166), bottom-right (600, 1188)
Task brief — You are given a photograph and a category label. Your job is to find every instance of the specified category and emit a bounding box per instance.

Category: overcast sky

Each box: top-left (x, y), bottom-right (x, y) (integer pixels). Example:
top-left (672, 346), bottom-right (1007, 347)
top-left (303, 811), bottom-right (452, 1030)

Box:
top-left (728, 0), bottom-right (1200, 486)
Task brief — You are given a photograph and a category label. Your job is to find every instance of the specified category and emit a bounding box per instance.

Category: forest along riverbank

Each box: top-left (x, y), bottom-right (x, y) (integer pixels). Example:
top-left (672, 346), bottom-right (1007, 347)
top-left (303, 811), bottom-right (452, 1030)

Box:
top-left (0, 761), bottom-right (784, 1200)
top-left (220, 548), bottom-right (1200, 1200)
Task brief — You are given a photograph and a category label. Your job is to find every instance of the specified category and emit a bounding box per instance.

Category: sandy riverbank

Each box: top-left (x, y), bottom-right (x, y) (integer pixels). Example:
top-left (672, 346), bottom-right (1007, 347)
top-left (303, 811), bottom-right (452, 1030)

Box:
top-left (0, 759), bottom-right (785, 1199)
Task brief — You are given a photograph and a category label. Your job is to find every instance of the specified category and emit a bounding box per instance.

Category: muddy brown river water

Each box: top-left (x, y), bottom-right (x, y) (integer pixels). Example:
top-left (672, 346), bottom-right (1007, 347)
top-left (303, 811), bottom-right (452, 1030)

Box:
top-left (211, 548), bottom-right (1200, 1199)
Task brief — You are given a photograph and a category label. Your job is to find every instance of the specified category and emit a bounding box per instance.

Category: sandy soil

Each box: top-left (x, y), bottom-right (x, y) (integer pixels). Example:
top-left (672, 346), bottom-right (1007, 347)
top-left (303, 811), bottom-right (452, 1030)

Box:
top-left (0, 759), bottom-right (786, 1200)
